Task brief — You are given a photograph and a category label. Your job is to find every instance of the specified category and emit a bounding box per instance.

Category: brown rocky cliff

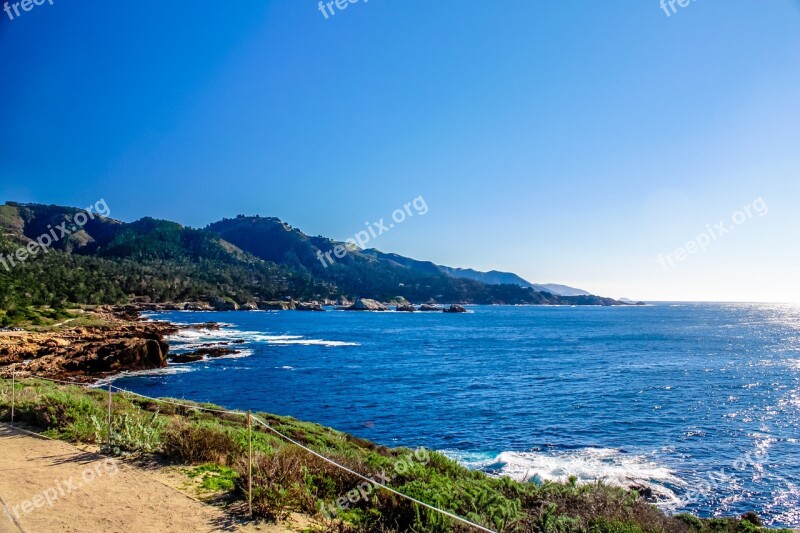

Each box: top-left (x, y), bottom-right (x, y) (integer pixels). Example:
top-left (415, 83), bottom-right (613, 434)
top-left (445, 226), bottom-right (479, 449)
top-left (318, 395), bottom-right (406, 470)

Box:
top-left (0, 323), bottom-right (173, 382)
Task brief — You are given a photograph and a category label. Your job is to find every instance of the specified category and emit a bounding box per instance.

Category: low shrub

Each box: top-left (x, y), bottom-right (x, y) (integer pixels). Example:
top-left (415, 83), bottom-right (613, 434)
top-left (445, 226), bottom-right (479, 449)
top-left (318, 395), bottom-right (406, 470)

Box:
top-left (99, 406), bottom-right (166, 453)
top-left (35, 390), bottom-right (105, 441)
top-left (162, 419), bottom-right (239, 464)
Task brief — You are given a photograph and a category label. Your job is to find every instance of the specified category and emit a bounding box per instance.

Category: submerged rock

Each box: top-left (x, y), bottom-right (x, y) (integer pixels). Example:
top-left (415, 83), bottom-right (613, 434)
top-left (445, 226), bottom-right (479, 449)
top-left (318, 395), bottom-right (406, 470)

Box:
top-left (169, 353), bottom-right (205, 364)
top-left (176, 347), bottom-right (238, 359)
top-left (182, 322), bottom-right (221, 331)
top-left (417, 304), bottom-right (444, 312)
top-left (628, 484), bottom-right (656, 503)
top-left (444, 304), bottom-right (467, 313)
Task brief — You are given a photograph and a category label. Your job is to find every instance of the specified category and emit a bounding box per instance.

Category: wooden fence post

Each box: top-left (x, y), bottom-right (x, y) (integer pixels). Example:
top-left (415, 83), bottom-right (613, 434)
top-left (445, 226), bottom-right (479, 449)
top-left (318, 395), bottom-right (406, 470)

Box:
top-left (248, 411), bottom-right (253, 519)
top-left (107, 382), bottom-right (113, 447)
top-left (10, 368), bottom-right (15, 424)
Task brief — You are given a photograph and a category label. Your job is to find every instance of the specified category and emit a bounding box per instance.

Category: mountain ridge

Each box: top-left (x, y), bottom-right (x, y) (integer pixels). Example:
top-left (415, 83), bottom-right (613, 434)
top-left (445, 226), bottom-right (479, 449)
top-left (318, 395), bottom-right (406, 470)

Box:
top-left (0, 202), bottom-right (628, 313)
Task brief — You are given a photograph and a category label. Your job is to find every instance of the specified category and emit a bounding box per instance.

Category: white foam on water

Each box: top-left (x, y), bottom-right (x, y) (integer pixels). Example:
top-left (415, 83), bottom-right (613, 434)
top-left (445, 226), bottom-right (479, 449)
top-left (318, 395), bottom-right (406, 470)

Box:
top-left (445, 447), bottom-right (686, 507)
top-left (265, 339), bottom-right (360, 347)
top-left (169, 328), bottom-right (357, 348)
top-left (251, 334), bottom-right (304, 342)
top-left (171, 330), bottom-right (207, 340)
top-left (248, 333), bottom-right (358, 346)
top-left (167, 328), bottom-right (254, 350)
top-left (164, 325), bottom-right (359, 372)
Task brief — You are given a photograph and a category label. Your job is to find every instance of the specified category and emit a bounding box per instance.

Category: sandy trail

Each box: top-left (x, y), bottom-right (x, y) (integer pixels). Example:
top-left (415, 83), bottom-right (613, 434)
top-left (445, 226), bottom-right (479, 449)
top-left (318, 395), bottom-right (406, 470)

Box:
top-left (0, 424), bottom-right (294, 533)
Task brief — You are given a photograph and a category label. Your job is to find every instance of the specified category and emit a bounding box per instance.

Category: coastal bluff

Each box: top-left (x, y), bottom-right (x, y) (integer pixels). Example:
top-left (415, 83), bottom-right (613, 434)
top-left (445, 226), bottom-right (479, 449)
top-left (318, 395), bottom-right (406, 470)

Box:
top-left (0, 307), bottom-right (176, 381)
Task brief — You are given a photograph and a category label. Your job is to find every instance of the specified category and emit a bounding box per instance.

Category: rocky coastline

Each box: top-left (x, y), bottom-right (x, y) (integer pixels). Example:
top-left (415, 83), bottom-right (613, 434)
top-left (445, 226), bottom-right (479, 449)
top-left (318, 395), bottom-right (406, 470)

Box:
top-left (126, 297), bottom-right (472, 313)
top-left (0, 299), bottom-right (471, 383)
top-left (0, 307), bottom-right (187, 382)
top-left (0, 294), bottom-right (623, 382)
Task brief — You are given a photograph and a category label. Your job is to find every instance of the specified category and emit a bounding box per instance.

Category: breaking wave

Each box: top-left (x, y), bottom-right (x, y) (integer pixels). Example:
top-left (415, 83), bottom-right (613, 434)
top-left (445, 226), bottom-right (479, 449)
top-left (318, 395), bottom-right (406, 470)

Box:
top-left (443, 447), bottom-right (686, 507)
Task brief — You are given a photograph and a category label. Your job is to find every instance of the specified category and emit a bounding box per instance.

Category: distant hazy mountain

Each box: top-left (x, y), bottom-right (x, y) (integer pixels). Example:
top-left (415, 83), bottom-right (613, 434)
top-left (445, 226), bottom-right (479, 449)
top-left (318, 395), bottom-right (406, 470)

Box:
top-left (437, 266), bottom-right (533, 287)
top-left (618, 297), bottom-right (646, 305)
top-left (531, 283), bottom-right (591, 297)
top-left (436, 266), bottom-right (591, 297)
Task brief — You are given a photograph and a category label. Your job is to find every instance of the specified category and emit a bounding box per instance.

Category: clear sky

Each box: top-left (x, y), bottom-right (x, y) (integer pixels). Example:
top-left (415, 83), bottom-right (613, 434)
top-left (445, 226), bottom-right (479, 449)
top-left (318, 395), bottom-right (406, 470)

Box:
top-left (2, 1), bottom-right (799, 302)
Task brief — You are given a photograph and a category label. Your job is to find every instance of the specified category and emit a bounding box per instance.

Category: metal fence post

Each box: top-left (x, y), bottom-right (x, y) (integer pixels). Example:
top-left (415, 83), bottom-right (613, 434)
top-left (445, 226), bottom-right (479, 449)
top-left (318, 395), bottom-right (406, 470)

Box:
top-left (247, 411), bottom-right (253, 518)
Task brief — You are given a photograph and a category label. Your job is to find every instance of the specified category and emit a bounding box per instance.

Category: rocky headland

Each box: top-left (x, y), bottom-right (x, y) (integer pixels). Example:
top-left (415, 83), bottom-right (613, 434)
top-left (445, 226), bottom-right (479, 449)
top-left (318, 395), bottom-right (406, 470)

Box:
top-left (0, 307), bottom-right (191, 382)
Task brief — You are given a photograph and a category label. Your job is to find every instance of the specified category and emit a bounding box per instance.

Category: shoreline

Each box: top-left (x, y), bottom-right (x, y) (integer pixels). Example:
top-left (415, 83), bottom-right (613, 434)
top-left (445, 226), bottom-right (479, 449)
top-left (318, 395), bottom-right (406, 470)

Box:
top-left (0, 307), bottom-right (796, 529)
top-left (0, 306), bottom-right (214, 383)
top-left (0, 301), bottom-right (640, 383)
top-left (0, 375), bottom-right (792, 532)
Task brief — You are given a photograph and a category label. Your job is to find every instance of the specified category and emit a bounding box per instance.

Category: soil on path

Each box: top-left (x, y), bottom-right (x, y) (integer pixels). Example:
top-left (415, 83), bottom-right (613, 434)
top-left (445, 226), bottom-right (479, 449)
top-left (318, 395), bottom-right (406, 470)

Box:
top-left (0, 424), bottom-right (304, 533)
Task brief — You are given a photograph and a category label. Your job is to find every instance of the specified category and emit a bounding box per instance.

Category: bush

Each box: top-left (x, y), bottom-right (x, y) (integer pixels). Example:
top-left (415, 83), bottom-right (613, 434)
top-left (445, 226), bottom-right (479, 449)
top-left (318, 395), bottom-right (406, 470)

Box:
top-left (162, 419), bottom-right (239, 464)
top-left (100, 406), bottom-right (166, 453)
top-left (677, 514), bottom-right (704, 532)
top-left (238, 444), bottom-right (380, 523)
top-left (35, 390), bottom-right (105, 441)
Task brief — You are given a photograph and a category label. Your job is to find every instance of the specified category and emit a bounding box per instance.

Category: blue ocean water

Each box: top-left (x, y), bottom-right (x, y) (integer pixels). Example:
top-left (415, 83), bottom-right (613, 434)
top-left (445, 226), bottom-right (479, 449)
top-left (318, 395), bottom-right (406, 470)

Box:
top-left (114, 304), bottom-right (800, 526)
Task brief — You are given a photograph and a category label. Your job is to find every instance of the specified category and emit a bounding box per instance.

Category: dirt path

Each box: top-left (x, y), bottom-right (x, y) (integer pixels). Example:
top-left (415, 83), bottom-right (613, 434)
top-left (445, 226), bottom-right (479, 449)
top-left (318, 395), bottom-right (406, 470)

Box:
top-left (0, 424), bottom-right (300, 533)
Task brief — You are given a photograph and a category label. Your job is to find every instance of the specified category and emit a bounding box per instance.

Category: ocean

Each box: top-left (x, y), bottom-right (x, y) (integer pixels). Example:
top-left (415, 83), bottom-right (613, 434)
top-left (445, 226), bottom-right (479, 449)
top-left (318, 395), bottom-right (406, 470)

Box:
top-left (113, 303), bottom-right (800, 527)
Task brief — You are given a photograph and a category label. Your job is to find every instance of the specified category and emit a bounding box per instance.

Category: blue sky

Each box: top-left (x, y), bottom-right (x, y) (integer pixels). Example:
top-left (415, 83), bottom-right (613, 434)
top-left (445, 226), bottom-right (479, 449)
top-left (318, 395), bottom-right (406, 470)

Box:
top-left (2, 1), bottom-right (799, 302)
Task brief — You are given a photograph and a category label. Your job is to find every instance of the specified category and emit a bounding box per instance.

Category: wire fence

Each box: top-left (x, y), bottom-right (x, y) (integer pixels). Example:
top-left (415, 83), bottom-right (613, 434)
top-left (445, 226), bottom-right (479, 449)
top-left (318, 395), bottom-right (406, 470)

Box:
top-left (1, 370), bottom-right (497, 533)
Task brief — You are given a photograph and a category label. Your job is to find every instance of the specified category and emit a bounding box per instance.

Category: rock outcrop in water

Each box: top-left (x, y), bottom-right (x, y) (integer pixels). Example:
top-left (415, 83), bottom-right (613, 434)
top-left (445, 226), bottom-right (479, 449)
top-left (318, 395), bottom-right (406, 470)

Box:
top-left (0, 327), bottom-right (171, 381)
top-left (296, 302), bottom-right (325, 311)
top-left (347, 299), bottom-right (388, 311)
top-left (258, 301), bottom-right (296, 311)
top-left (169, 346), bottom-right (239, 363)
top-left (0, 308), bottom-right (180, 382)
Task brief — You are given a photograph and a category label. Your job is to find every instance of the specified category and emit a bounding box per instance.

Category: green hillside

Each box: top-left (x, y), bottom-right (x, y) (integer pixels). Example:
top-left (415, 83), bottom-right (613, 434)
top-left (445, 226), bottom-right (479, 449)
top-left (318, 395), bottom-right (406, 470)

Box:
top-left (0, 202), bottom-right (622, 324)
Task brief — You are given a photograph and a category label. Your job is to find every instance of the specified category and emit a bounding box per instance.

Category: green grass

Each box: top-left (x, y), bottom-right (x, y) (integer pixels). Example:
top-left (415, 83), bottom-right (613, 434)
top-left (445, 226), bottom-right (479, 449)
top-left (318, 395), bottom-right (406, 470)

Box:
top-left (0, 305), bottom-right (77, 328)
top-left (0, 305), bottom-right (130, 330)
top-left (0, 378), bottom-right (790, 533)
top-left (187, 464), bottom-right (239, 491)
